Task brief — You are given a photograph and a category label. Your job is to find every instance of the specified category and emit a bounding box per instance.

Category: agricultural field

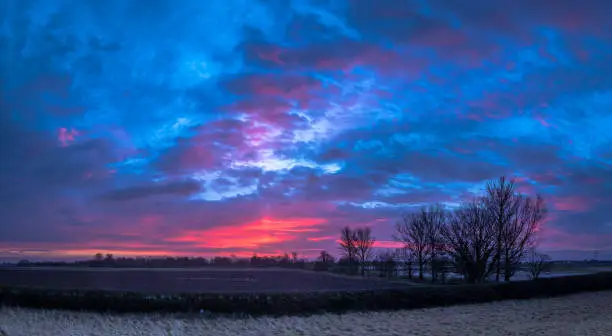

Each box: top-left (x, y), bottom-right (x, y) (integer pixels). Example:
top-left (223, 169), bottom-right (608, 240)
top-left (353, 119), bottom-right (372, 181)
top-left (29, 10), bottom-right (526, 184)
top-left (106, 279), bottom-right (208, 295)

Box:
top-left (1, 290), bottom-right (611, 336)
top-left (550, 262), bottom-right (612, 274)
top-left (0, 267), bottom-right (412, 294)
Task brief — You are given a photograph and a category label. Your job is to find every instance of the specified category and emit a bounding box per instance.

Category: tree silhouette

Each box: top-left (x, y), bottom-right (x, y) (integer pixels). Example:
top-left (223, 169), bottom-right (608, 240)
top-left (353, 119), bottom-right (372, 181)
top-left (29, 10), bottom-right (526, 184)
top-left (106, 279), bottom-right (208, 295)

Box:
top-left (420, 204), bottom-right (446, 282)
top-left (394, 212), bottom-right (429, 280)
top-left (442, 198), bottom-right (497, 283)
top-left (396, 247), bottom-right (415, 279)
top-left (527, 248), bottom-right (552, 280)
top-left (354, 227), bottom-right (376, 276)
top-left (338, 226), bottom-right (358, 274)
top-left (501, 194), bottom-right (547, 281)
top-left (315, 250), bottom-right (335, 271)
top-left (291, 252), bottom-right (298, 264)
top-left (485, 176), bottom-right (518, 282)
top-left (375, 250), bottom-right (397, 278)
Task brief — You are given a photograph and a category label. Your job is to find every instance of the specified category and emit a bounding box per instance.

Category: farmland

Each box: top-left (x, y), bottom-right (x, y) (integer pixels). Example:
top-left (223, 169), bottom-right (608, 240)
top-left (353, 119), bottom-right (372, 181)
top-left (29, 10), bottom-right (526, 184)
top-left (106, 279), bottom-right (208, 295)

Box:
top-left (2, 265), bottom-right (612, 318)
top-left (0, 267), bottom-right (411, 294)
top-left (1, 290), bottom-right (611, 336)
top-left (1, 267), bottom-right (612, 336)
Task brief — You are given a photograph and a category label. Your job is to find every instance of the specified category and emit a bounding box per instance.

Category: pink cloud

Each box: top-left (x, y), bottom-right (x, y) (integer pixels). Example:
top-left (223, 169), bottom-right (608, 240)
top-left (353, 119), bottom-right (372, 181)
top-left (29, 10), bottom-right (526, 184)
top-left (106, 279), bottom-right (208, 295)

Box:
top-left (373, 240), bottom-right (404, 249)
top-left (534, 115), bottom-right (551, 127)
top-left (541, 226), bottom-right (612, 251)
top-left (222, 99), bottom-right (303, 129)
top-left (168, 217), bottom-right (327, 249)
top-left (246, 41), bottom-right (429, 78)
top-left (516, 183), bottom-right (536, 195)
top-left (157, 119), bottom-right (250, 173)
top-left (582, 177), bottom-right (604, 185)
top-left (255, 45), bottom-right (285, 66)
top-left (531, 172), bottom-right (562, 184)
top-left (57, 127), bottom-right (80, 147)
top-left (224, 74), bottom-right (321, 100)
top-left (552, 196), bottom-right (591, 212)
top-left (409, 24), bottom-right (468, 49)
top-left (307, 236), bottom-right (335, 242)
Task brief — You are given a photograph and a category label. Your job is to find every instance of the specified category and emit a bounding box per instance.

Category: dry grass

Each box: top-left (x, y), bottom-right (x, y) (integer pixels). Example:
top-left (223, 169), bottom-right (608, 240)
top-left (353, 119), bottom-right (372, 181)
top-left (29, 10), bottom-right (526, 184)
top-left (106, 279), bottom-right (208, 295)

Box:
top-left (1, 291), bottom-right (612, 336)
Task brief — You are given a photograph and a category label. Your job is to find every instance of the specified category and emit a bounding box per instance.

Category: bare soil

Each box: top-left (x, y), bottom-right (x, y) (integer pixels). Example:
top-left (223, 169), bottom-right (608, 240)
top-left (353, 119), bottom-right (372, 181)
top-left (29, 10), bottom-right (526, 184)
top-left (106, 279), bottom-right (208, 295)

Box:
top-left (0, 267), bottom-right (412, 294)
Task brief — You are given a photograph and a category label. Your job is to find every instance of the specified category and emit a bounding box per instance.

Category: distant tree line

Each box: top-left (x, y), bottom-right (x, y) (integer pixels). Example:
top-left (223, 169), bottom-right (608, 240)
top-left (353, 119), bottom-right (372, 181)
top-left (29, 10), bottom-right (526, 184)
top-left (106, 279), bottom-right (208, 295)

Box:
top-left (12, 252), bottom-right (308, 269)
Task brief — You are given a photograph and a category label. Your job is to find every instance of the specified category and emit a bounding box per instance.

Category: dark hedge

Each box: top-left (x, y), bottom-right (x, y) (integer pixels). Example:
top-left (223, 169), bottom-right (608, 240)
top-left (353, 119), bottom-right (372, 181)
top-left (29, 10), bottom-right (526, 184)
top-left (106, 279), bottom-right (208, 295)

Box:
top-left (1, 272), bottom-right (611, 316)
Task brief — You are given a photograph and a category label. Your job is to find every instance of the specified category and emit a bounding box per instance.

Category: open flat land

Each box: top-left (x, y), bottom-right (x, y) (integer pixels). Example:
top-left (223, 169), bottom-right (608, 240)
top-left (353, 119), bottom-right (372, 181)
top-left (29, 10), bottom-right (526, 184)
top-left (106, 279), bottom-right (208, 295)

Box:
top-left (1, 290), bottom-right (611, 336)
top-left (0, 267), bottom-right (410, 293)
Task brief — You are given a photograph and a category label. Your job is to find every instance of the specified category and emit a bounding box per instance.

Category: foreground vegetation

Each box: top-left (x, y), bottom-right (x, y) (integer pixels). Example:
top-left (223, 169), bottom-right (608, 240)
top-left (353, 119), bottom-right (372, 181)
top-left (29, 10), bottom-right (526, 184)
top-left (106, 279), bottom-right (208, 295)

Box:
top-left (2, 290), bottom-right (611, 336)
top-left (1, 271), bottom-right (611, 315)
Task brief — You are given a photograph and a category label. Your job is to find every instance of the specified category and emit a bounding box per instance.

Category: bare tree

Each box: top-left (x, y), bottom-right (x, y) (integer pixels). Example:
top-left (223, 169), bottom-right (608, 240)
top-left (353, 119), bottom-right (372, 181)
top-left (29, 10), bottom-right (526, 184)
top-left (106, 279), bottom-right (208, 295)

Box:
top-left (396, 247), bottom-right (415, 279)
top-left (501, 194), bottom-right (547, 281)
top-left (485, 176), bottom-right (519, 282)
top-left (282, 252), bottom-right (290, 264)
top-left (420, 204), bottom-right (447, 282)
top-left (317, 250), bottom-right (334, 264)
top-left (527, 249), bottom-right (552, 280)
top-left (354, 227), bottom-right (376, 276)
top-left (431, 256), bottom-right (451, 283)
top-left (338, 226), bottom-right (357, 274)
top-left (442, 198), bottom-right (497, 283)
top-left (291, 251), bottom-right (298, 264)
top-left (375, 250), bottom-right (397, 278)
top-left (315, 250), bottom-right (335, 271)
top-left (394, 213), bottom-right (429, 280)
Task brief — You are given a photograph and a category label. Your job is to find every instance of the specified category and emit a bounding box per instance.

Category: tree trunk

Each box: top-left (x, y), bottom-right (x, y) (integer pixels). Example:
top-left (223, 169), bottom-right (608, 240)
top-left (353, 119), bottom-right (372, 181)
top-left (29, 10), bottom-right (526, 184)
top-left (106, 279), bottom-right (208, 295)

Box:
top-left (418, 253), bottom-right (424, 281)
top-left (504, 251), bottom-right (512, 282)
top-left (360, 257), bottom-right (366, 276)
top-left (431, 265), bottom-right (436, 283)
top-left (495, 233), bottom-right (502, 282)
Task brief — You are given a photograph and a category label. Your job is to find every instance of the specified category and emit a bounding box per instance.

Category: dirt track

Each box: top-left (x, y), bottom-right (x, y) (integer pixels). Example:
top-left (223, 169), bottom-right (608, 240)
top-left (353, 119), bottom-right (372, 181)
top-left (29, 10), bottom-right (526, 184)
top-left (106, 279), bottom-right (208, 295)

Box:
top-left (0, 267), bottom-right (411, 294)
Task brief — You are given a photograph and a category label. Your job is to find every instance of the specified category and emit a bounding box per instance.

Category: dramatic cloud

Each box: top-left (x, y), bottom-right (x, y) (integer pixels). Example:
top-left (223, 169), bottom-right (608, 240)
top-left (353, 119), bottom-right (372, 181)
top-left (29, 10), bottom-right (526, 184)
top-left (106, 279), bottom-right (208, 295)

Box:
top-left (1, 0), bottom-right (611, 261)
top-left (99, 179), bottom-right (202, 202)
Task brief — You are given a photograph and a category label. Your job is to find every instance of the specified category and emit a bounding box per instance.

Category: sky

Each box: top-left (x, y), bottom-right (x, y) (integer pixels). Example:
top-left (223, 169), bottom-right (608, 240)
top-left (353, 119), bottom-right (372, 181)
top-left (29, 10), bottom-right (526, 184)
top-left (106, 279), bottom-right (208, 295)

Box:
top-left (1, 0), bottom-right (612, 262)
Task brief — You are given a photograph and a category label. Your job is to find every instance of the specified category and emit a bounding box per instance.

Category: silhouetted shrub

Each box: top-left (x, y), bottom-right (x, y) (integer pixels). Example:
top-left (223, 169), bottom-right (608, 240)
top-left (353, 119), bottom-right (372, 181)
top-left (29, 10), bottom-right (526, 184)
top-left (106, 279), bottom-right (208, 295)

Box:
top-left (1, 272), bottom-right (611, 316)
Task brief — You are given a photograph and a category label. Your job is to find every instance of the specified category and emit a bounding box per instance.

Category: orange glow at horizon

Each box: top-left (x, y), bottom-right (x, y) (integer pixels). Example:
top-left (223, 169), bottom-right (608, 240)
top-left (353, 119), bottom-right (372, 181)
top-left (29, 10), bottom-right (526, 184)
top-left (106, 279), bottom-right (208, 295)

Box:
top-left (1, 218), bottom-right (414, 261)
top-left (307, 236), bottom-right (335, 242)
top-left (332, 239), bottom-right (404, 249)
top-left (373, 240), bottom-right (404, 249)
top-left (1, 248), bottom-right (294, 260)
top-left (168, 217), bottom-right (327, 249)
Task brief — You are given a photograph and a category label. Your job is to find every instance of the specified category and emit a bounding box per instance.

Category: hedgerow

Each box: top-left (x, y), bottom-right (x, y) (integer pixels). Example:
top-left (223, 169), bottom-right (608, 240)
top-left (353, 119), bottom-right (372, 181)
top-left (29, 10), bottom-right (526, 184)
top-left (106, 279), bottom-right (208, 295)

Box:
top-left (1, 272), bottom-right (611, 316)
